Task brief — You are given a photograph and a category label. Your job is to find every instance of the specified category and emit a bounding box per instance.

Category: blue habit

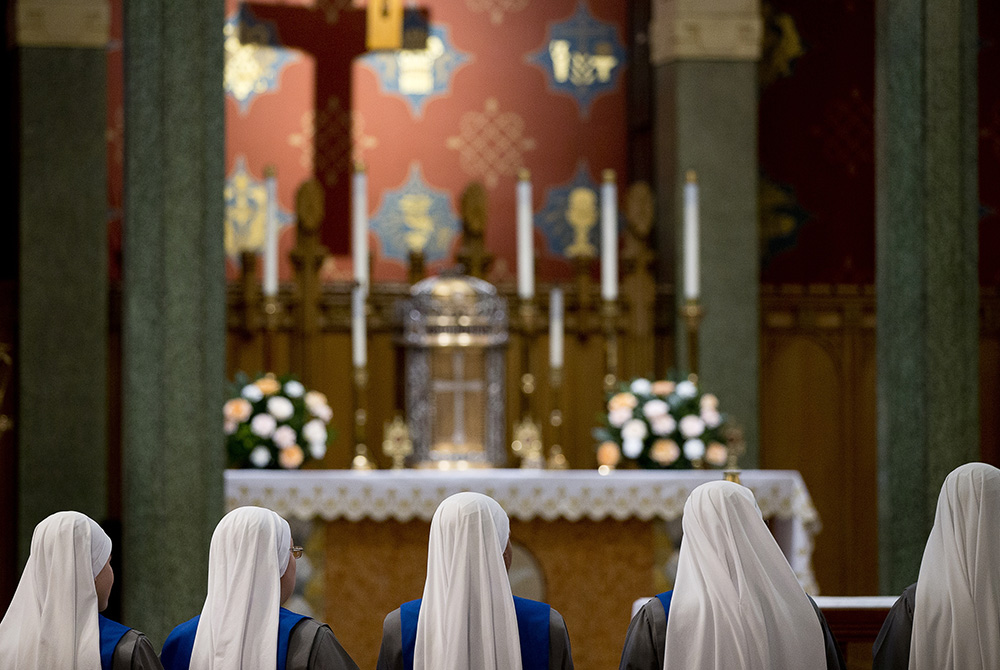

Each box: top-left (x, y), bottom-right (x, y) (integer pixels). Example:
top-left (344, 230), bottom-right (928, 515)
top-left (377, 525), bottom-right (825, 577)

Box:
top-left (655, 590), bottom-right (673, 626)
top-left (98, 615), bottom-right (131, 670)
top-left (160, 608), bottom-right (309, 670)
top-left (399, 596), bottom-right (550, 670)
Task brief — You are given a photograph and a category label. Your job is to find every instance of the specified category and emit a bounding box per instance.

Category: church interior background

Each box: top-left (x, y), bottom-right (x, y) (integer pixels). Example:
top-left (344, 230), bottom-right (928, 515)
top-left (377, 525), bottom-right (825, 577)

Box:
top-left (2, 0), bottom-right (999, 669)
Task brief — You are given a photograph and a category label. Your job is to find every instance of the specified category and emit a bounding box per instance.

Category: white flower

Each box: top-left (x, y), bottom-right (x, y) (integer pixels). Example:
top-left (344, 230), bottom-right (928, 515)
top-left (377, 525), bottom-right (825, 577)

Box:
top-left (249, 446), bottom-right (271, 468)
top-left (621, 418), bottom-right (648, 441)
top-left (283, 380), bottom-right (305, 398)
top-left (675, 380), bottom-right (697, 398)
top-left (642, 399), bottom-right (669, 420)
top-left (608, 407), bottom-right (633, 428)
top-left (622, 437), bottom-right (643, 459)
top-left (224, 419), bottom-right (237, 436)
top-left (305, 391), bottom-right (333, 423)
top-left (309, 442), bottom-right (327, 460)
top-left (679, 414), bottom-right (706, 438)
top-left (250, 413), bottom-right (277, 438)
top-left (242, 384), bottom-right (264, 402)
top-left (272, 425), bottom-right (297, 448)
top-left (651, 415), bottom-right (677, 436)
top-left (303, 419), bottom-right (327, 446)
top-left (702, 409), bottom-right (722, 429)
top-left (267, 396), bottom-right (295, 422)
top-left (630, 378), bottom-right (652, 395)
top-left (683, 438), bottom-right (706, 460)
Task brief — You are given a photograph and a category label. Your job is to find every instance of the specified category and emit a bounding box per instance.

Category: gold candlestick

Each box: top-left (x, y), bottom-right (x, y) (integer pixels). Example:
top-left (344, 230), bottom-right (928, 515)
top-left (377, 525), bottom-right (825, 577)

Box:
top-left (519, 298), bottom-right (537, 419)
top-left (351, 366), bottom-right (376, 470)
top-left (680, 298), bottom-right (703, 378)
top-left (602, 299), bottom-right (620, 392)
top-left (723, 423), bottom-right (745, 484)
top-left (512, 416), bottom-right (544, 469)
top-left (547, 366), bottom-right (568, 469)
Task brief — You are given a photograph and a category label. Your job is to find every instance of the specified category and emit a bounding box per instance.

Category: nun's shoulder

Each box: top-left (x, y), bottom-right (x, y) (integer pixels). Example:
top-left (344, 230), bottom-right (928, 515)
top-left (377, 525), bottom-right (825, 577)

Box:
top-left (288, 617), bottom-right (360, 670)
top-left (112, 629), bottom-right (163, 670)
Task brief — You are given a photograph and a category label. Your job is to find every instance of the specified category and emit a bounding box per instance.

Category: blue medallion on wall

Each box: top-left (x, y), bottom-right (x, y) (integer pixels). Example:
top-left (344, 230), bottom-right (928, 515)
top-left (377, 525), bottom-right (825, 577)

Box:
top-left (370, 163), bottom-right (460, 262)
top-left (359, 24), bottom-right (471, 118)
top-left (224, 7), bottom-right (298, 114)
top-left (536, 163), bottom-right (611, 259)
top-left (526, 2), bottom-right (627, 119)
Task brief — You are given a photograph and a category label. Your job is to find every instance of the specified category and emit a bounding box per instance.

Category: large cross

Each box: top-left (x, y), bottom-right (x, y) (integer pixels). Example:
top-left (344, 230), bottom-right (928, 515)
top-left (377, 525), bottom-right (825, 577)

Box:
top-left (243, 1), bottom-right (417, 255)
top-left (431, 350), bottom-right (483, 447)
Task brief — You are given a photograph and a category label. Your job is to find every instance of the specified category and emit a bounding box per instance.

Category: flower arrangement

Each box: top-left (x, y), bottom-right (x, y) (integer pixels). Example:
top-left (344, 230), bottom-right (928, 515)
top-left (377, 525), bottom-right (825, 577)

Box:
top-left (593, 377), bottom-right (729, 469)
top-left (224, 372), bottom-right (332, 469)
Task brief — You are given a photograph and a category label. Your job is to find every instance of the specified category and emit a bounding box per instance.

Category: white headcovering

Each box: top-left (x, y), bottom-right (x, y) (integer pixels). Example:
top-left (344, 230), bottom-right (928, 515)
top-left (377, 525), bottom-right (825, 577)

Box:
top-left (909, 462), bottom-right (1000, 670)
top-left (190, 506), bottom-right (293, 670)
top-left (0, 511), bottom-right (113, 670)
top-left (414, 492), bottom-right (522, 670)
top-left (663, 481), bottom-right (826, 670)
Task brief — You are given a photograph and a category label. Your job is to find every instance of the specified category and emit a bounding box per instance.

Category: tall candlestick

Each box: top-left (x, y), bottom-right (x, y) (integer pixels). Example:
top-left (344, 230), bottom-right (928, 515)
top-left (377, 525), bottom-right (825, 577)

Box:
top-left (684, 170), bottom-right (700, 300)
top-left (600, 169), bottom-right (618, 301)
top-left (549, 287), bottom-right (564, 369)
top-left (352, 162), bottom-right (369, 292)
top-left (263, 166), bottom-right (278, 297)
top-left (351, 284), bottom-right (367, 368)
top-left (516, 168), bottom-right (534, 300)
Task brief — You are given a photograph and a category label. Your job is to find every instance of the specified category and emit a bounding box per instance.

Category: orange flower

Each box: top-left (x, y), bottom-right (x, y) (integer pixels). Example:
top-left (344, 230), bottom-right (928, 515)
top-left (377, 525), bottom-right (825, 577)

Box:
top-left (705, 442), bottom-right (729, 467)
top-left (651, 439), bottom-right (680, 466)
top-left (255, 374), bottom-right (281, 396)
top-left (596, 441), bottom-right (622, 467)
top-left (278, 445), bottom-right (305, 469)
top-left (608, 392), bottom-right (639, 412)
top-left (651, 380), bottom-right (676, 396)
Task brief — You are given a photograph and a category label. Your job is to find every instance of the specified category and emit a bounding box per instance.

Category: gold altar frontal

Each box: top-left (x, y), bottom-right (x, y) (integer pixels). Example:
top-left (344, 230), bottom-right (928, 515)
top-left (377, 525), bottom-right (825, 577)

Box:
top-left (227, 469), bottom-right (820, 670)
top-left (320, 516), bottom-right (652, 670)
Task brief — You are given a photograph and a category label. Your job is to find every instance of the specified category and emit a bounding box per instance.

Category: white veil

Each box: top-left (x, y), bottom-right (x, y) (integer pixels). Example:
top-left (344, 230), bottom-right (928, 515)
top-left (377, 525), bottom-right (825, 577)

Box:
top-left (190, 506), bottom-right (292, 670)
top-left (909, 462), bottom-right (1000, 670)
top-left (663, 481), bottom-right (826, 670)
top-left (414, 492), bottom-right (522, 670)
top-left (0, 511), bottom-right (112, 670)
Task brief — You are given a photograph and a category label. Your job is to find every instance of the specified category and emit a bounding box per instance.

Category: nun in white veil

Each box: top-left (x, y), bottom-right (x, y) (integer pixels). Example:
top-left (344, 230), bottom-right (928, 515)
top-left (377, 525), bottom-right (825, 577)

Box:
top-left (0, 510), bottom-right (161, 670)
top-left (648, 481), bottom-right (840, 670)
top-left (873, 462), bottom-right (1000, 670)
top-left (376, 492), bottom-right (573, 670)
top-left (160, 506), bottom-right (358, 670)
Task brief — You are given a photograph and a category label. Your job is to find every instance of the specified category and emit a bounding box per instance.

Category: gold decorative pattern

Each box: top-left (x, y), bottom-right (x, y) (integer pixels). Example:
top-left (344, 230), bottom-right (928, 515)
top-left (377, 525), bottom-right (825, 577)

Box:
top-left (445, 98), bottom-right (537, 188)
top-left (314, 95), bottom-right (352, 187)
top-left (465, 0), bottom-right (530, 25)
top-left (288, 111), bottom-right (316, 170)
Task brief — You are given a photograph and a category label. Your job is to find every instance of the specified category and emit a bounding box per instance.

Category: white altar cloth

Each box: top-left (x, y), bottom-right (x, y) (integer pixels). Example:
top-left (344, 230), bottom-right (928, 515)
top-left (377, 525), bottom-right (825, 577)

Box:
top-left (225, 469), bottom-right (821, 593)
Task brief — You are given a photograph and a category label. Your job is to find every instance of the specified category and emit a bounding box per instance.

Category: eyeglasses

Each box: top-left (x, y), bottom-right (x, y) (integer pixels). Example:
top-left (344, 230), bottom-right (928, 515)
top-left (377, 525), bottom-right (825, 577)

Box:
top-left (290, 546), bottom-right (304, 559)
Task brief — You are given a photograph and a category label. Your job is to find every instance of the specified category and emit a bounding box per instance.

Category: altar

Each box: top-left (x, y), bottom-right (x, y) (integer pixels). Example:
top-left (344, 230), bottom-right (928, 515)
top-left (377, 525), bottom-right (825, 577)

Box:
top-left (226, 469), bottom-right (820, 670)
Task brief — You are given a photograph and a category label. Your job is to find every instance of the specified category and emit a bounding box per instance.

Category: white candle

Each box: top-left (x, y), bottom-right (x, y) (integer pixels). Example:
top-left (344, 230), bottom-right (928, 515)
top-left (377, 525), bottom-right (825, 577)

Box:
top-left (549, 287), bottom-right (564, 369)
top-left (684, 170), bottom-right (700, 300)
top-left (600, 169), bottom-right (618, 301)
top-left (351, 284), bottom-right (367, 368)
top-left (263, 166), bottom-right (279, 297)
top-left (352, 163), bottom-right (369, 292)
top-left (516, 168), bottom-right (534, 300)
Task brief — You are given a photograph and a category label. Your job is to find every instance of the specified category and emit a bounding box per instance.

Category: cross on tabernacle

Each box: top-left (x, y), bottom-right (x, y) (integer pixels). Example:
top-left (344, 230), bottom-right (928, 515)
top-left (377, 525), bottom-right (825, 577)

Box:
top-left (432, 350), bottom-right (483, 446)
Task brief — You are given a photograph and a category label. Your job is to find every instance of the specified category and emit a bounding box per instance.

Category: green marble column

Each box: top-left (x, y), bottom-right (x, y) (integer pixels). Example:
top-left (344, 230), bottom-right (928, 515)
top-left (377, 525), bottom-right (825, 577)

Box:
top-left (875, 0), bottom-right (979, 594)
top-left (17, 40), bottom-right (108, 557)
top-left (122, 0), bottom-right (225, 644)
top-left (651, 2), bottom-right (762, 466)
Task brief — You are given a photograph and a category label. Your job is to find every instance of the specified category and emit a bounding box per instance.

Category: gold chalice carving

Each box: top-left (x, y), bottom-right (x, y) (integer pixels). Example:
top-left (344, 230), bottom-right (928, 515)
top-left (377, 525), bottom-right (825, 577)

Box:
top-left (382, 415), bottom-right (413, 470)
top-left (564, 187), bottom-right (598, 259)
top-left (511, 417), bottom-right (545, 469)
